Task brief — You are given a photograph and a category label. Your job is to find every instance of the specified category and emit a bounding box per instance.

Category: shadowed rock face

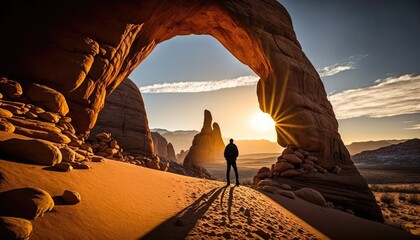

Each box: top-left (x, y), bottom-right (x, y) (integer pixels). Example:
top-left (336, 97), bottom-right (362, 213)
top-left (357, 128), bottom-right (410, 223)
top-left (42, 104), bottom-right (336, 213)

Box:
top-left (183, 110), bottom-right (225, 167)
top-left (151, 132), bottom-right (177, 162)
top-left (0, 0), bottom-right (382, 221)
top-left (90, 78), bottom-right (153, 157)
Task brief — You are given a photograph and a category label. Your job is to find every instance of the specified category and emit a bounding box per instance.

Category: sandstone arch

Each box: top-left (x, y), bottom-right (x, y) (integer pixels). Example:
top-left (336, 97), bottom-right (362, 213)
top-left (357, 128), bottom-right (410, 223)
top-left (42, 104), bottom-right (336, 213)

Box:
top-left (0, 0), bottom-right (382, 220)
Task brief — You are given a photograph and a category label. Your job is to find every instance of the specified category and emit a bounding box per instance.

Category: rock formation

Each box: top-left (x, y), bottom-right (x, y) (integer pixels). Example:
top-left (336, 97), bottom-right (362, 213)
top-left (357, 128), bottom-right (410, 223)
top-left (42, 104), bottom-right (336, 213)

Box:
top-left (151, 132), bottom-right (177, 162)
top-left (90, 78), bottom-right (153, 157)
top-left (177, 150), bottom-right (189, 163)
top-left (0, 0), bottom-right (382, 221)
top-left (183, 110), bottom-right (225, 167)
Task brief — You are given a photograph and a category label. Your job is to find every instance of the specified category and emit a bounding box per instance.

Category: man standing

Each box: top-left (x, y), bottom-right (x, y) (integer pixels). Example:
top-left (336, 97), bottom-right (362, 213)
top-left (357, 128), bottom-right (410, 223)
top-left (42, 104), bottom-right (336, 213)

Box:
top-left (224, 139), bottom-right (240, 186)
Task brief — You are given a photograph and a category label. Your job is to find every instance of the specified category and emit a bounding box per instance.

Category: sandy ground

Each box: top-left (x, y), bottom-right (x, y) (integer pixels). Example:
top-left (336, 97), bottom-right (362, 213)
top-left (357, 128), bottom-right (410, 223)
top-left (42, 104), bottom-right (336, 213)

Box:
top-left (373, 191), bottom-right (420, 236)
top-left (0, 158), bottom-right (418, 239)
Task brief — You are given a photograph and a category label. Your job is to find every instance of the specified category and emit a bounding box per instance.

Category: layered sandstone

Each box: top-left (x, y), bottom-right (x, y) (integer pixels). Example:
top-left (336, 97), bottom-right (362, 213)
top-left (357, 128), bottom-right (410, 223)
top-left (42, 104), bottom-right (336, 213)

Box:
top-left (183, 110), bottom-right (225, 167)
top-left (90, 78), bottom-right (153, 157)
top-left (0, 0), bottom-right (382, 221)
top-left (151, 132), bottom-right (177, 162)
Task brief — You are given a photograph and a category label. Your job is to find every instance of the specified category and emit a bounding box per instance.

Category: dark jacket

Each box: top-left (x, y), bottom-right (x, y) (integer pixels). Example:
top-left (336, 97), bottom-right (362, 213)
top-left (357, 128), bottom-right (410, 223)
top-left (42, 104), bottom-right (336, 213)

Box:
top-left (224, 143), bottom-right (239, 161)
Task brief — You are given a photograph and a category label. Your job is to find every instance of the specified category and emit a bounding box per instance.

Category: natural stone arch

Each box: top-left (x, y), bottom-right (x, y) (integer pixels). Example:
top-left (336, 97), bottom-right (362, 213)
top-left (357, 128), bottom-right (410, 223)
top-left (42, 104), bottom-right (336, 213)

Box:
top-left (0, 0), bottom-right (382, 221)
top-left (0, 0), bottom-right (348, 169)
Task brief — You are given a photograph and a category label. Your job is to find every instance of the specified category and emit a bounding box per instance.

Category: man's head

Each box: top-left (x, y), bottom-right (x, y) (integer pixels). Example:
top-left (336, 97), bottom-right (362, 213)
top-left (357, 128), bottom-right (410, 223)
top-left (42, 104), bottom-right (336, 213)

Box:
top-left (229, 139), bottom-right (234, 144)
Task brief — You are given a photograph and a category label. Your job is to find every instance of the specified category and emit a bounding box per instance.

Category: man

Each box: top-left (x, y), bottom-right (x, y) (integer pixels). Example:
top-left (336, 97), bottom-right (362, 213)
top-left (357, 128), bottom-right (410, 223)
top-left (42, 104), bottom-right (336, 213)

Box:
top-left (224, 138), bottom-right (240, 186)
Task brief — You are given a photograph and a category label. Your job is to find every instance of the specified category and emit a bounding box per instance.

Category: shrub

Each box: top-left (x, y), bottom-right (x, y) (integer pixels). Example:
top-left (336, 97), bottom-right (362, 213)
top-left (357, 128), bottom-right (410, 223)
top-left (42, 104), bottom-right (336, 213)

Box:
top-left (380, 193), bottom-right (395, 205)
top-left (407, 194), bottom-right (419, 205)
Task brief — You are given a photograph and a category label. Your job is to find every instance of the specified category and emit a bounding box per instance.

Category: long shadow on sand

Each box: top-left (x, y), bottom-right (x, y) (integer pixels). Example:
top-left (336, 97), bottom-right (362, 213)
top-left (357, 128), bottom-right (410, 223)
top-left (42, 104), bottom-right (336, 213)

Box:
top-left (140, 186), bottom-right (228, 240)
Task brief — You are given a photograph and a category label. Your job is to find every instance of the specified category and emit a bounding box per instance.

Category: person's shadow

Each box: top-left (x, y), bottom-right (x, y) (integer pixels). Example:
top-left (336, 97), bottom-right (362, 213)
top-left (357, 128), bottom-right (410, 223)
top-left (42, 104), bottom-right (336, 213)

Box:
top-left (227, 186), bottom-right (236, 223)
top-left (140, 186), bottom-right (228, 240)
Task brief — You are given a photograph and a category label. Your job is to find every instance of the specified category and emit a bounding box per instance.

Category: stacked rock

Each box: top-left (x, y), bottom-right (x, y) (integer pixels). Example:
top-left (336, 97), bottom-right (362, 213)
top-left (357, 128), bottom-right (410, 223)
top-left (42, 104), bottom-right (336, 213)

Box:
top-left (253, 145), bottom-right (341, 185)
top-left (0, 78), bottom-right (99, 170)
top-left (89, 132), bottom-right (124, 159)
top-left (87, 132), bottom-right (169, 172)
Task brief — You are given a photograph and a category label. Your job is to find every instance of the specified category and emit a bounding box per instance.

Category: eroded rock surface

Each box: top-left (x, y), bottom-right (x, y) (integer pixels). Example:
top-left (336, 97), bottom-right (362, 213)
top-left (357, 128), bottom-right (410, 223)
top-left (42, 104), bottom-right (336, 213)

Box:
top-left (183, 110), bottom-right (225, 167)
top-left (0, 0), bottom-right (381, 221)
top-left (151, 132), bottom-right (177, 162)
top-left (90, 78), bottom-right (153, 157)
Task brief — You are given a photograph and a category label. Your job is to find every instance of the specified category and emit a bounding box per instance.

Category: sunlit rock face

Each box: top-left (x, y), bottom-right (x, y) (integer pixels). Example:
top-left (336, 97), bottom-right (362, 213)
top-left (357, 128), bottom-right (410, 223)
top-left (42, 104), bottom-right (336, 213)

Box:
top-left (90, 78), bottom-right (153, 157)
top-left (151, 132), bottom-right (177, 162)
top-left (183, 110), bottom-right (225, 167)
top-left (0, 0), bottom-right (382, 221)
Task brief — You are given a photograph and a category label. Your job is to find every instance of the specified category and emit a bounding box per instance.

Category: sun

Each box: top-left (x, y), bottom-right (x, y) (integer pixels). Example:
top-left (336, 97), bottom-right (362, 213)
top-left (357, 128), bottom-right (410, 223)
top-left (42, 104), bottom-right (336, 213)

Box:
top-left (251, 111), bottom-right (276, 133)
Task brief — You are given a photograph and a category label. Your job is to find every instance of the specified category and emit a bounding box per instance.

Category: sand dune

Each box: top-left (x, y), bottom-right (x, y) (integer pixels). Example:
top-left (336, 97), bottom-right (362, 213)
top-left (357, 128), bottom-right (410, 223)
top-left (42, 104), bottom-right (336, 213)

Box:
top-left (0, 158), bottom-right (416, 239)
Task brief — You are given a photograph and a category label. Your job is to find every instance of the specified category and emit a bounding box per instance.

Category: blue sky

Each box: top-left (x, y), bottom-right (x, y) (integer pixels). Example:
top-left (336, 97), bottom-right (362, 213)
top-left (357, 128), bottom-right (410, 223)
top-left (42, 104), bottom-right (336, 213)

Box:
top-left (129, 0), bottom-right (420, 144)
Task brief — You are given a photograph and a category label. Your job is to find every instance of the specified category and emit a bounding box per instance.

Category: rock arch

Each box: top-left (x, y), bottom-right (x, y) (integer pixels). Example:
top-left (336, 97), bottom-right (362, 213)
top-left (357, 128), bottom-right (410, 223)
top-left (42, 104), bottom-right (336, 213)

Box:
top-left (0, 0), bottom-right (382, 221)
top-left (0, 0), bottom-right (348, 169)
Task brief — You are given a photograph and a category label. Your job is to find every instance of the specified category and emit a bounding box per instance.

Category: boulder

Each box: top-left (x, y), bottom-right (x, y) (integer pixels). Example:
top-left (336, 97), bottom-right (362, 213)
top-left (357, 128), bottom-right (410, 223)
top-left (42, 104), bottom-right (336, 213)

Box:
top-left (0, 217), bottom-right (32, 240)
top-left (282, 154), bottom-right (302, 164)
top-left (60, 146), bottom-right (76, 163)
top-left (0, 78), bottom-right (22, 99)
top-left (280, 169), bottom-right (301, 177)
top-left (0, 0), bottom-right (382, 222)
top-left (55, 162), bottom-right (73, 172)
top-left (0, 119), bottom-right (15, 132)
top-left (277, 190), bottom-right (296, 199)
top-left (261, 185), bottom-right (276, 194)
top-left (257, 179), bottom-right (274, 186)
top-left (26, 83), bottom-right (69, 115)
top-left (13, 126), bottom-right (70, 144)
top-left (0, 187), bottom-right (54, 219)
top-left (273, 162), bottom-right (294, 172)
top-left (0, 108), bottom-right (13, 118)
top-left (90, 78), bottom-right (154, 157)
top-left (295, 187), bottom-right (326, 206)
top-left (63, 190), bottom-right (81, 204)
top-left (183, 110), bottom-right (225, 167)
top-left (38, 111), bottom-right (60, 123)
top-left (0, 131), bottom-right (62, 166)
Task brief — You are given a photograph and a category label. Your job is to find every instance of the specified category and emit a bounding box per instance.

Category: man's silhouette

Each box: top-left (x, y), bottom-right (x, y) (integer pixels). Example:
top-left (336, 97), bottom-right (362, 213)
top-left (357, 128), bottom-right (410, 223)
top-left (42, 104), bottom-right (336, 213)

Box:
top-left (224, 139), bottom-right (239, 186)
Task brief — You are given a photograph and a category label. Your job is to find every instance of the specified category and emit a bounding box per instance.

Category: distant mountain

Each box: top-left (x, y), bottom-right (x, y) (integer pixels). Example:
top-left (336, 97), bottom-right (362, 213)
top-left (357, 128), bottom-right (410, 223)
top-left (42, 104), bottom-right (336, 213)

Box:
top-left (151, 128), bottom-right (282, 155)
top-left (351, 139), bottom-right (420, 167)
top-left (346, 139), bottom-right (406, 156)
top-left (151, 128), bottom-right (199, 154)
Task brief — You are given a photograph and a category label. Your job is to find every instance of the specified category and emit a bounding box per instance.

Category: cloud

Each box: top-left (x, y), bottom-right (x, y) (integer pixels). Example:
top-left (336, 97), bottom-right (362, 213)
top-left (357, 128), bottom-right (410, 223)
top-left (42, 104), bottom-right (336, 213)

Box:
top-left (328, 74), bottom-right (420, 119)
top-left (139, 75), bottom-right (259, 93)
top-left (317, 54), bottom-right (368, 77)
top-left (406, 124), bottom-right (420, 130)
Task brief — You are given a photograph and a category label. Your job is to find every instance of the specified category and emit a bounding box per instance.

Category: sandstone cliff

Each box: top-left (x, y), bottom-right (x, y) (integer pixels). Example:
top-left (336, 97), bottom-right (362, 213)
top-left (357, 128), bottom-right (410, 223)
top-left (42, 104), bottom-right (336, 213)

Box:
top-left (151, 132), bottom-right (177, 162)
top-left (183, 110), bottom-right (225, 167)
top-left (0, 0), bottom-right (382, 221)
top-left (90, 78), bottom-right (153, 157)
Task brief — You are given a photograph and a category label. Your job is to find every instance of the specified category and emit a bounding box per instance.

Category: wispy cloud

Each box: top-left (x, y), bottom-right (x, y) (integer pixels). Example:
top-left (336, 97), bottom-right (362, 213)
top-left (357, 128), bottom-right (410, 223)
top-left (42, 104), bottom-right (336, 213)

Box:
top-left (317, 54), bottom-right (368, 77)
top-left (329, 74), bottom-right (420, 119)
top-left (139, 75), bottom-right (259, 93)
top-left (406, 124), bottom-right (420, 130)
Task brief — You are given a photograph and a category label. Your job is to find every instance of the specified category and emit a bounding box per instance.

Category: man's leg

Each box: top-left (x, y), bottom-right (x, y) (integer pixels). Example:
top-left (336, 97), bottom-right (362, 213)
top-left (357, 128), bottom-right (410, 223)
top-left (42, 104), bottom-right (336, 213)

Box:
top-left (231, 161), bottom-right (240, 185)
top-left (226, 161), bottom-right (232, 185)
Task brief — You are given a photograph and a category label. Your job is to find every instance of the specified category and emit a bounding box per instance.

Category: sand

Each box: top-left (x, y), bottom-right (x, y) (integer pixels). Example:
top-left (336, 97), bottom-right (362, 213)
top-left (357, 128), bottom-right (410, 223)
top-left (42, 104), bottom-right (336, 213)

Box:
top-left (0, 158), bottom-right (418, 239)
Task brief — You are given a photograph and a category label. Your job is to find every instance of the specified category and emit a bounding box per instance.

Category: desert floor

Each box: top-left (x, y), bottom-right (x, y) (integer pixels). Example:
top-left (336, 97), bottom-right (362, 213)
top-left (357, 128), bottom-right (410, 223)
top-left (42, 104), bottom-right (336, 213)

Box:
top-left (0, 158), bottom-right (418, 239)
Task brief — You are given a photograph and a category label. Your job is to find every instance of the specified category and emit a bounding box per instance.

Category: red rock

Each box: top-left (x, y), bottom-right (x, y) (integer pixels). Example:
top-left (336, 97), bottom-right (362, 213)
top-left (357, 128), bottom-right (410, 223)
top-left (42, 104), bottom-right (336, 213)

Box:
top-left (0, 131), bottom-right (62, 166)
top-left (282, 154), bottom-right (302, 164)
top-left (0, 108), bottom-right (13, 118)
top-left (26, 83), bottom-right (69, 115)
top-left (0, 216), bottom-right (32, 240)
top-left (280, 169), bottom-right (301, 177)
top-left (55, 162), bottom-right (73, 172)
top-left (0, 187), bottom-right (54, 220)
top-left (0, 0), bottom-right (381, 222)
top-left (0, 119), bottom-right (15, 132)
top-left (295, 188), bottom-right (326, 206)
top-left (273, 162), bottom-right (294, 172)
top-left (0, 78), bottom-right (22, 99)
top-left (306, 155), bottom-right (318, 162)
top-left (63, 190), bottom-right (81, 204)
top-left (38, 111), bottom-right (60, 123)
top-left (183, 110), bottom-right (225, 167)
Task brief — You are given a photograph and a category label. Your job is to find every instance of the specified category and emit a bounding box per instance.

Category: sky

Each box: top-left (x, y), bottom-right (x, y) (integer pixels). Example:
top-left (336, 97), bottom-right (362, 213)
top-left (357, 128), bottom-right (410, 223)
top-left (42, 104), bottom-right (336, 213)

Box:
top-left (129, 0), bottom-right (420, 144)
